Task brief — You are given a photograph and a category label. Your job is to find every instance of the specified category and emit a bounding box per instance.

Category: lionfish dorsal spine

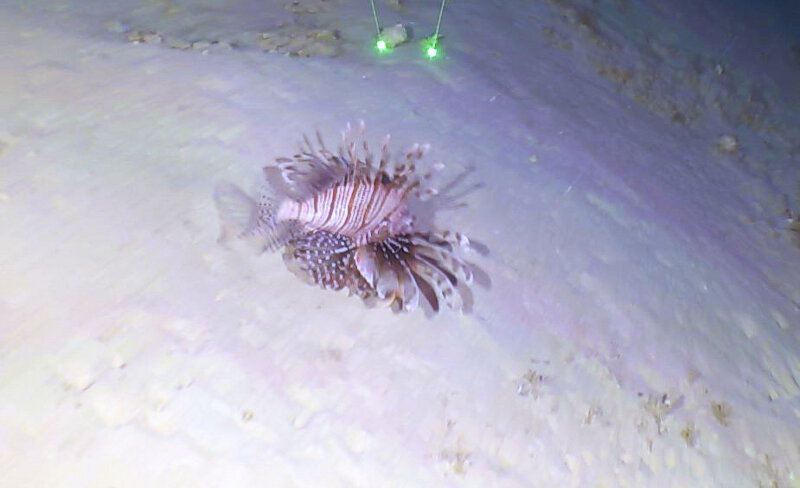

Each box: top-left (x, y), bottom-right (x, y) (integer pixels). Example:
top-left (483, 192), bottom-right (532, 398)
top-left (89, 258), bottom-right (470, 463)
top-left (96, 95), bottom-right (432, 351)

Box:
top-left (378, 134), bottom-right (391, 173)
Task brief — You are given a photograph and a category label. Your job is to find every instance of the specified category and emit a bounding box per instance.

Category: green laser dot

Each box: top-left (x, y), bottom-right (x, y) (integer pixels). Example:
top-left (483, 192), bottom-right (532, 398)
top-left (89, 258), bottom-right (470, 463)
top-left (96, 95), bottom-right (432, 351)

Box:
top-left (376, 39), bottom-right (387, 52)
top-left (427, 46), bottom-right (437, 58)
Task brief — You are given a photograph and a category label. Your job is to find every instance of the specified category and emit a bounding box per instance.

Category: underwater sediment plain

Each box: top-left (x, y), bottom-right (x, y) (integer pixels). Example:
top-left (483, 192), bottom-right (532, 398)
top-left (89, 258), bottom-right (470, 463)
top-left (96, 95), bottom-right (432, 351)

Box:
top-left (0, 0), bottom-right (798, 486)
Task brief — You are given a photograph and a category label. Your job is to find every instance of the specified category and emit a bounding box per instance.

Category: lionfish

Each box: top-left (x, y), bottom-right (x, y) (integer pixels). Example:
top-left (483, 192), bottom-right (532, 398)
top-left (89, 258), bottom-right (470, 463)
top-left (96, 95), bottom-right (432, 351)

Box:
top-left (214, 123), bottom-right (475, 313)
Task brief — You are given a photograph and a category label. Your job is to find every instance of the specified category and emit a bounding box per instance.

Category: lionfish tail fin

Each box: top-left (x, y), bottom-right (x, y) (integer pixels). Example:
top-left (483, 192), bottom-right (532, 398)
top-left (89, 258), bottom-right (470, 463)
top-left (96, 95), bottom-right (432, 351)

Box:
top-left (254, 183), bottom-right (300, 252)
top-left (213, 182), bottom-right (260, 244)
top-left (214, 181), bottom-right (296, 252)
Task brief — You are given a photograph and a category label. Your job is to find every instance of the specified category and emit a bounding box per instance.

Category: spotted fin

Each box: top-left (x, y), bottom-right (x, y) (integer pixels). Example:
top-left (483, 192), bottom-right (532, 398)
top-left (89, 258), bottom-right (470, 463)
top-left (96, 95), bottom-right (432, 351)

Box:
top-left (283, 231), bottom-right (355, 290)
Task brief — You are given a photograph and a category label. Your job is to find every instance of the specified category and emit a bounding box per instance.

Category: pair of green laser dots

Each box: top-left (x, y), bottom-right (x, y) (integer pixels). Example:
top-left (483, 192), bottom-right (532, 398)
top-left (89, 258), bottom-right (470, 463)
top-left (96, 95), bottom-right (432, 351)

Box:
top-left (370, 0), bottom-right (447, 59)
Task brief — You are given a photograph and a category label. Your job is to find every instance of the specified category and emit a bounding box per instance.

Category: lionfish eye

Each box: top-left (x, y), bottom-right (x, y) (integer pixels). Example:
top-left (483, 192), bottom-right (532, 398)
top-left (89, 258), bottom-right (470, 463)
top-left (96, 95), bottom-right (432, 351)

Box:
top-left (380, 172), bottom-right (391, 185)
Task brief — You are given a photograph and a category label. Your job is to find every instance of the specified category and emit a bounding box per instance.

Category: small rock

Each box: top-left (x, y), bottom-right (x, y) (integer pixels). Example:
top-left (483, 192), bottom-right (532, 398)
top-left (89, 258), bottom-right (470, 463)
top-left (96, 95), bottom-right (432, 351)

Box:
top-left (715, 134), bottom-right (739, 154)
top-left (142, 32), bottom-right (163, 44)
top-left (298, 42), bottom-right (339, 57)
top-left (192, 40), bottom-right (211, 51)
top-left (711, 400), bottom-right (732, 426)
top-left (259, 33), bottom-right (289, 52)
top-left (380, 24), bottom-right (408, 48)
top-left (681, 423), bottom-right (698, 447)
top-left (126, 30), bottom-right (144, 43)
top-left (310, 29), bottom-right (339, 42)
top-left (213, 40), bottom-right (234, 51)
top-left (166, 36), bottom-right (191, 50)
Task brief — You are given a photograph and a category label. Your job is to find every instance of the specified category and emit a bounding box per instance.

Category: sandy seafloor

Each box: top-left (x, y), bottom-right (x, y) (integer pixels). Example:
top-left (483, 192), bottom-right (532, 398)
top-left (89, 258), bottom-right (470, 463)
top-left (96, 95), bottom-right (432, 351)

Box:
top-left (1, 0), bottom-right (799, 486)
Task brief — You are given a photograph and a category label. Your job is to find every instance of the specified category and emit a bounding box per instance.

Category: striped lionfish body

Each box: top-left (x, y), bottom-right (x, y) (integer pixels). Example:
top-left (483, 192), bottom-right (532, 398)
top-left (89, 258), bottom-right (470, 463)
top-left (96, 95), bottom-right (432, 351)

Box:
top-left (276, 175), bottom-right (412, 247)
top-left (214, 123), bottom-right (475, 313)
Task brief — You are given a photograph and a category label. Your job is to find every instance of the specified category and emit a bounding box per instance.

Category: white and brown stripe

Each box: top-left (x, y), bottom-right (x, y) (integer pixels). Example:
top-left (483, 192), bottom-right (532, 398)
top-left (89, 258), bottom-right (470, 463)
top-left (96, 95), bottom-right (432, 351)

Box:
top-left (276, 174), bottom-right (412, 247)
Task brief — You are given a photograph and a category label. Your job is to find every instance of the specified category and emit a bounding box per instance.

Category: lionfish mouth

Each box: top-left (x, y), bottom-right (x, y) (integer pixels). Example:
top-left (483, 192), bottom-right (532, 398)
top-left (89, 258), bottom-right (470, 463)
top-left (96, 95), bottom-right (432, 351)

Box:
top-left (215, 122), bottom-right (481, 314)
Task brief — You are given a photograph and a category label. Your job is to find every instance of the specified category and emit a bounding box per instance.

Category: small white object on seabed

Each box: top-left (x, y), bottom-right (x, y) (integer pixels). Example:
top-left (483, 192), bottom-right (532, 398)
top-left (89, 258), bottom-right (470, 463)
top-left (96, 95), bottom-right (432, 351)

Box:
top-left (714, 134), bottom-right (739, 154)
top-left (381, 24), bottom-right (408, 48)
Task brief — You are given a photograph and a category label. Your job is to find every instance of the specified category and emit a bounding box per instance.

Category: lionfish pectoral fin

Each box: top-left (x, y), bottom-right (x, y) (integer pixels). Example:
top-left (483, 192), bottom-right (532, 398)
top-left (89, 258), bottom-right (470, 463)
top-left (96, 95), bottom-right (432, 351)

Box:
top-left (374, 262), bottom-right (399, 301)
top-left (421, 248), bottom-right (474, 284)
top-left (410, 234), bottom-right (474, 284)
top-left (411, 269), bottom-right (439, 312)
top-left (213, 182), bottom-right (259, 244)
top-left (410, 257), bottom-right (464, 312)
top-left (415, 254), bottom-right (458, 287)
top-left (396, 264), bottom-right (420, 312)
top-left (354, 246), bottom-right (379, 289)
